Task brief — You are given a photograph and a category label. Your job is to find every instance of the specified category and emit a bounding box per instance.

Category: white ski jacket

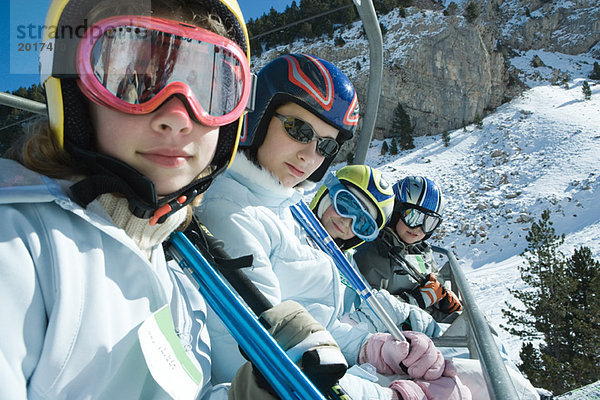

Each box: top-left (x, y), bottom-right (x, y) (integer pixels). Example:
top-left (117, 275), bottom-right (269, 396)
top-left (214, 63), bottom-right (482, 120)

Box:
top-left (197, 154), bottom-right (394, 399)
top-left (0, 158), bottom-right (228, 400)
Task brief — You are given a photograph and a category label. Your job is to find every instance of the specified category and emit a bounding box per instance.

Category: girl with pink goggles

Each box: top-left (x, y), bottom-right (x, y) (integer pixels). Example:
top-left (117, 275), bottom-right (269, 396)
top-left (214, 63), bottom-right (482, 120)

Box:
top-left (76, 15), bottom-right (252, 127)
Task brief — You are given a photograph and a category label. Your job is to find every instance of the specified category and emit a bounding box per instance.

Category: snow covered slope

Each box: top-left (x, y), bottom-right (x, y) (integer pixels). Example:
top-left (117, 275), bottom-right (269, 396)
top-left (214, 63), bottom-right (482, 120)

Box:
top-left (316, 49), bottom-right (600, 366)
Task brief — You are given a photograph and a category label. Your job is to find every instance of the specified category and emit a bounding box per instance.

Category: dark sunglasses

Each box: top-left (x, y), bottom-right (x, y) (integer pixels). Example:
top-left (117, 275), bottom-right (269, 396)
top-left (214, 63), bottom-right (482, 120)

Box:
top-left (274, 113), bottom-right (340, 158)
top-left (398, 203), bottom-right (442, 235)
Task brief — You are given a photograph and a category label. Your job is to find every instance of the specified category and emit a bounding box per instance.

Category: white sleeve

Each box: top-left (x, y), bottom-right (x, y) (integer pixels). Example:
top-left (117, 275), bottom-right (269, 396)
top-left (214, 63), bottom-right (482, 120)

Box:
top-left (198, 198), bottom-right (283, 306)
top-left (0, 205), bottom-right (47, 399)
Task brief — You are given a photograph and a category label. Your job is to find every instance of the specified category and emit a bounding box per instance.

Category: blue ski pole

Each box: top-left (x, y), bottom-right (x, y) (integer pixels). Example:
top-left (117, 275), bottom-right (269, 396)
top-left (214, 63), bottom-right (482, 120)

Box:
top-left (290, 201), bottom-right (407, 343)
top-left (167, 231), bottom-right (326, 400)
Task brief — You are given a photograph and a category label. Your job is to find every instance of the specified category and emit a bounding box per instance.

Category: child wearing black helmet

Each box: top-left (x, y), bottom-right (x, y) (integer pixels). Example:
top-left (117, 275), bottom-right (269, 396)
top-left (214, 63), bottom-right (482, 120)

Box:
top-left (354, 176), bottom-right (463, 322)
top-left (0, 0), bottom-right (294, 398)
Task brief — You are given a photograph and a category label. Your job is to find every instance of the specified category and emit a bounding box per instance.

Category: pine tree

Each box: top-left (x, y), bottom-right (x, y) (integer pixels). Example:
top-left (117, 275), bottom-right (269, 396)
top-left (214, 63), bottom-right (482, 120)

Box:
top-left (346, 151), bottom-right (354, 164)
top-left (442, 131), bottom-right (450, 147)
top-left (334, 35), bottom-right (346, 47)
top-left (380, 140), bottom-right (389, 155)
top-left (391, 103), bottom-right (415, 150)
top-left (475, 114), bottom-right (483, 129)
top-left (501, 210), bottom-right (600, 395)
top-left (464, 1), bottom-right (480, 23)
top-left (0, 84), bottom-right (46, 155)
top-left (589, 61), bottom-right (600, 81)
top-left (444, 2), bottom-right (458, 16)
top-left (390, 138), bottom-right (399, 155)
top-left (582, 81), bottom-right (592, 100)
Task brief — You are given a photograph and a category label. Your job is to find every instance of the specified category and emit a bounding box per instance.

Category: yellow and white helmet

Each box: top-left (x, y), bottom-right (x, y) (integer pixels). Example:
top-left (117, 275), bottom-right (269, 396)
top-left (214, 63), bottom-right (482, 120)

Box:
top-left (39, 0), bottom-right (251, 223)
top-left (310, 165), bottom-right (394, 250)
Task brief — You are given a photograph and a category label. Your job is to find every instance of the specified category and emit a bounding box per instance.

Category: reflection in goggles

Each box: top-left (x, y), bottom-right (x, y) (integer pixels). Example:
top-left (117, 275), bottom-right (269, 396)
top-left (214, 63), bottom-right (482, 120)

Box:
top-left (324, 173), bottom-right (379, 241)
top-left (91, 27), bottom-right (244, 116)
top-left (399, 205), bottom-right (442, 234)
top-left (274, 113), bottom-right (339, 158)
top-left (333, 190), bottom-right (379, 241)
top-left (76, 16), bottom-right (251, 127)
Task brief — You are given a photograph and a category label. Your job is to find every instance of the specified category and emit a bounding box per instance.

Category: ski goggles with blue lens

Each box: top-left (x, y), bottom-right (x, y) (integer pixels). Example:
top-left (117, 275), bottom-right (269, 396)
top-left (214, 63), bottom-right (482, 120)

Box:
top-left (324, 173), bottom-right (379, 241)
top-left (398, 203), bottom-right (442, 234)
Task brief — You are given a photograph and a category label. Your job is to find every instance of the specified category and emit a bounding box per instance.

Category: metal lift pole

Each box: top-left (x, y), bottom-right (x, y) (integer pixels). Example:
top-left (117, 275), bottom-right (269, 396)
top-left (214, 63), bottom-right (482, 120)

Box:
top-left (351, 0), bottom-right (383, 165)
top-left (0, 92), bottom-right (46, 115)
top-left (432, 246), bottom-right (520, 400)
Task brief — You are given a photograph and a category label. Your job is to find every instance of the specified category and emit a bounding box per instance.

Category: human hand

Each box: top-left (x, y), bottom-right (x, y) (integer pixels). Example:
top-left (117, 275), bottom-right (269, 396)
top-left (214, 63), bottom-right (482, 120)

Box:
top-left (389, 375), bottom-right (472, 400)
top-left (436, 288), bottom-right (462, 314)
top-left (359, 332), bottom-right (410, 375)
top-left (229, 362), bottom-right (279, 400)
top-left (418, 274), bottom-right (445, 308)
top-left (260, 300), bottom-right (348, 392)
top-left (359, 330), bottom-right (449, 380)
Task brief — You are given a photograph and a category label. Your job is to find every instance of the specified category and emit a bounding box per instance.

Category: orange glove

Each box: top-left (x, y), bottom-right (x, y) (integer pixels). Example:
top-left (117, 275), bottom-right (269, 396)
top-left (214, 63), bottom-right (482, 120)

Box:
top-left (418, 274), bottom-right (445, 307)
top-left (418, 274), bottom-right (462, 314)
top-left (436, 288), bottom-right (462, 314)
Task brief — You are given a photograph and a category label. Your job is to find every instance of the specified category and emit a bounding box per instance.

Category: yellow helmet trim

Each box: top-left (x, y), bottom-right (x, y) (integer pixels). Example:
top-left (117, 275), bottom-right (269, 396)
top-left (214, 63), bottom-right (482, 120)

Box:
top-left (44, 78), bottom-right (64, 148)
top-left (41, 0), bottom-right (250, 158)
top-left (218, 0), bottom-right (250, 169)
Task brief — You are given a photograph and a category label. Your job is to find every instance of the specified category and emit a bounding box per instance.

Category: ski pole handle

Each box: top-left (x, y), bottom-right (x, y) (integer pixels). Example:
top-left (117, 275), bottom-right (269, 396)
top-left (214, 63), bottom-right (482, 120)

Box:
top-left (291, 201), bottom-right (407, 343)
top-left (196, 229), bottom-right (352, 400)
top-left (167, 231), bottom-right (326, 400)
top-left (171, 223), bottom-right (352, 400)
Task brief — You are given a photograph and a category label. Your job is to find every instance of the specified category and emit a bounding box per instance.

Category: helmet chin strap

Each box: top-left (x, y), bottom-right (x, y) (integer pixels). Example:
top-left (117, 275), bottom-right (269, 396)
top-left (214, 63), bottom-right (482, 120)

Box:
top-left (68, 146), bottom-right (211, 225)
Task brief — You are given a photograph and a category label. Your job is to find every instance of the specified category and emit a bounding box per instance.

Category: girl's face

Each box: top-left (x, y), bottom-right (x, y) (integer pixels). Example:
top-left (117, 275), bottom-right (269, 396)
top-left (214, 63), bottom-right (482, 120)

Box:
top-left (89, 97), bottom-right (219, 195)
top-left (395, 218), bottom-right (426, 244)
top-left (321, 204), bottom-right (355, 240)
top-left (257, 103), bottom-right (339, 188)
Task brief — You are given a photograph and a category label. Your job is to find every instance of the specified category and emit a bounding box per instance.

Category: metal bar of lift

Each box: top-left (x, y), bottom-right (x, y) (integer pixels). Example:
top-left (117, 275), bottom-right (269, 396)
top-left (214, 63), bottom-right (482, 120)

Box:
top-left (351, 0), bottom-right (383, 165)
top-left (0, 92), bottom-right (46, 115)
top-left (431, 246), bottom-right (519, 400)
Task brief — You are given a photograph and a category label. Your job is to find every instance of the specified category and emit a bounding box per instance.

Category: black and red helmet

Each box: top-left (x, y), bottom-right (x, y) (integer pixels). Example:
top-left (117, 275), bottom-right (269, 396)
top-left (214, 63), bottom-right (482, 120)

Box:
top-left (240, 53), bottom-right (359, 182)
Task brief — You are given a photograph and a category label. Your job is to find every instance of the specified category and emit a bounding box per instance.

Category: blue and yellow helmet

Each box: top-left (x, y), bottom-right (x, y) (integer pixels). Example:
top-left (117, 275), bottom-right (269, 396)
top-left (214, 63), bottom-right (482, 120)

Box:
top-left (310, 165), bottom-right (394, 250)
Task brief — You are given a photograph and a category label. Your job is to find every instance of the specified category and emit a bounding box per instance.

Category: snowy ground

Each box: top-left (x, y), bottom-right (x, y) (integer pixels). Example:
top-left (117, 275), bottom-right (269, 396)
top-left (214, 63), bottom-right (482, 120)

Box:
top-left (313, 49), bottom-right (600, 366)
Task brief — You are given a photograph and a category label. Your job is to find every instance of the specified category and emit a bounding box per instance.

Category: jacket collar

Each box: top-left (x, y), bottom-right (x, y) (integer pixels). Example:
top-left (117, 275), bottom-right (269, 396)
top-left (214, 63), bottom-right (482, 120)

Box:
top-left (228, 153), bottom-right (305, 205)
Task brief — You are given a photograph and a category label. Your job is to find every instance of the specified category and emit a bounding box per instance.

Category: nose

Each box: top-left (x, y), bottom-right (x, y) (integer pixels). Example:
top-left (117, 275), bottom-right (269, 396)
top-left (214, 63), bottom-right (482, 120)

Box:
top-left (150, 97), bottom-right (193, 135)
top-left (297, 140), bottom-right (322, 164)
top-left (340, 216), bottom-right (352, 230)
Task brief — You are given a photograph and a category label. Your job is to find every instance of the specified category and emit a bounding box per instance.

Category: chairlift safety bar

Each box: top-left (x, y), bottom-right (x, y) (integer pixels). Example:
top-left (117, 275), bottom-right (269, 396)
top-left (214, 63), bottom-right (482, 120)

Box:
top-left (432, 246), bottom-right (519, 400)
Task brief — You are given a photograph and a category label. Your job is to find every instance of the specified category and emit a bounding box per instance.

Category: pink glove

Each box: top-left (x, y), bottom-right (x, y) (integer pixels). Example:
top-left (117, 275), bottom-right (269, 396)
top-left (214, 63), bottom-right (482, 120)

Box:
top-left (389, 380), bottom-right (426, 400)
top-left (359, 331), bottom-right (450, 380)
top-left (359, 332), bottom-right (410, 375)
top-left (389, 376), bottom-right (472, 400)
top-left (401, 331), bottom-right (446, 380)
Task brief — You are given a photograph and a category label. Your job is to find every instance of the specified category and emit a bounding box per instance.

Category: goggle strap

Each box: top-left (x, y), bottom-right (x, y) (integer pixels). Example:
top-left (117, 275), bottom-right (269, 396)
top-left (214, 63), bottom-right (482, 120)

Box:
top-left (245, 73), bottom-right (257, 113)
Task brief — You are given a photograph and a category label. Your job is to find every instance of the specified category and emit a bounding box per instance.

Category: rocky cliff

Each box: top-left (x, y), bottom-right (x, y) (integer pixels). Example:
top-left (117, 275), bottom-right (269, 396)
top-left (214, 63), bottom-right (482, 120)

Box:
top-left (251, 0), bottom-right (599, 151)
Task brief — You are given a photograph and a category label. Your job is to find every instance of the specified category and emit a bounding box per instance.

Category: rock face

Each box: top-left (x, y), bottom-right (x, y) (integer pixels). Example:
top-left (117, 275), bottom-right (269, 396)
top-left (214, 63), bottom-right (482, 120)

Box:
top-left (487, 0), bottom-right (600, 55)
top-left (251, 1), bottom-right (599, 152)
top-left (373, 14), bottom-right (507, 138)
top-left (254, 8), bottom-right (509, 143)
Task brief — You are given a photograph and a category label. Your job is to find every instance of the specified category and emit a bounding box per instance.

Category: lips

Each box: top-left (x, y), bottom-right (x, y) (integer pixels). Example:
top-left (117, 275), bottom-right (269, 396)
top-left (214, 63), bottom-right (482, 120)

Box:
top-left (139, 149), bottom-right (191, 168)
top-left (332, 221), bottom-right (344, 234)
top-left (285, 162), bottom-right (305, 178)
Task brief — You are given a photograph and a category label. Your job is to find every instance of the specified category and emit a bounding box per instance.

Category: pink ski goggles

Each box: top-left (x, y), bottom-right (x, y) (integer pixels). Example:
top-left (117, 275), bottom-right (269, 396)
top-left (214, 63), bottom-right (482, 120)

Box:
top-left (76, 15), bottom-right (251, 127)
